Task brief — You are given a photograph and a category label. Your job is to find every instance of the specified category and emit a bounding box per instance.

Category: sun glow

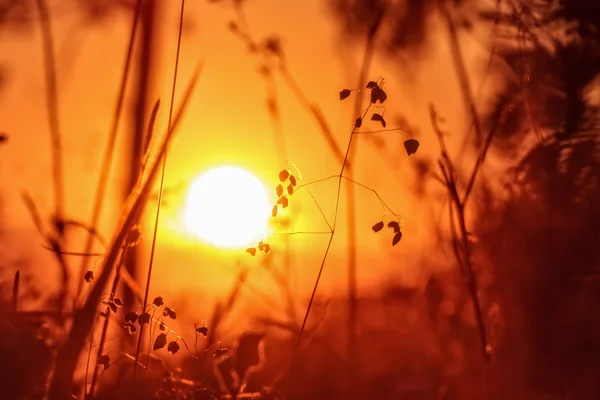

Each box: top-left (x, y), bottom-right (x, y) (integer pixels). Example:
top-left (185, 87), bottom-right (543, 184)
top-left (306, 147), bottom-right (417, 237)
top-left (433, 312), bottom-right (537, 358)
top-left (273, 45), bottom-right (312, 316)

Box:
top-left (184, 166), bottom-right (272, 248)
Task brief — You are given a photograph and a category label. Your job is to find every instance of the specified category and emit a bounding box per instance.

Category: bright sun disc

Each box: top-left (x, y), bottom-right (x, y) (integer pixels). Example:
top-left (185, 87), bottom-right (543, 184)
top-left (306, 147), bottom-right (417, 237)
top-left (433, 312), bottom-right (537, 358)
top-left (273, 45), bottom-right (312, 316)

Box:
top-left (184, 166), bottom-right (271, 248)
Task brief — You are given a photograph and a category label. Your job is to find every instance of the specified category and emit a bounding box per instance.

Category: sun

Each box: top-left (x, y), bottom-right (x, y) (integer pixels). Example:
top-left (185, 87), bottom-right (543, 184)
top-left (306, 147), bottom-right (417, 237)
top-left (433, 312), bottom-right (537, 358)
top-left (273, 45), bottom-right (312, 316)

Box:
top-left (184, 166), bottom-right (272, 248)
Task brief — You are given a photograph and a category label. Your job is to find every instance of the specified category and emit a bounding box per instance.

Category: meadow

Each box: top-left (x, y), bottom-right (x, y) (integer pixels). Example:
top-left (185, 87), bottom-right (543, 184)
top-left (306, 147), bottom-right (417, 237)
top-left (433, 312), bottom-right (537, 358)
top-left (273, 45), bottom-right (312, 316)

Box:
top-left (1, 0), bottom-right (599, 399)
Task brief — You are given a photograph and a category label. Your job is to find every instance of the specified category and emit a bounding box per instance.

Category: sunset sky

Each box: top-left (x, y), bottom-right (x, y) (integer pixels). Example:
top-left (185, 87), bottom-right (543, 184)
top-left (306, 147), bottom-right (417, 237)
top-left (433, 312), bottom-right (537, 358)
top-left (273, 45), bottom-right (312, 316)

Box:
top-left (0, 0), bottom-right (497, 330)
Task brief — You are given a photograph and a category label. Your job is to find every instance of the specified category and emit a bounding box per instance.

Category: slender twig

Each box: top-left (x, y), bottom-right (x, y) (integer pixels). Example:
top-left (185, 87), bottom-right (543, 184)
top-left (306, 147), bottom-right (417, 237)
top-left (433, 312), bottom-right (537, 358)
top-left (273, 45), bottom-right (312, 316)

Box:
top-left (88, 248), bottom-right (128, 397)
top-left (35, 0), bottom-right (64, 221)
top-left (12, 270), bottom-right (19, 312)
top-left (75, 0), bottom-right (143, 299)
top-left (133, 0), bottom-right (186, 379)
top-left (430, 104), bottom-right (492, 396)
top-left (439, 0), bottom-right (484, 148)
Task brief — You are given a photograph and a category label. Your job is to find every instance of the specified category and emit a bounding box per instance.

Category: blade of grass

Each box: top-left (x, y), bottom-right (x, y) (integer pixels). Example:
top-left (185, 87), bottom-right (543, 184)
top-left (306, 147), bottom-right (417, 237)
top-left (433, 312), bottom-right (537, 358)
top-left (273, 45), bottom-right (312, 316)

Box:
top-left (46, 62), bottom-right (203, 400)
top-left (75, 0), bottom-right (144, 300)
top-left (133, 0), bottom-right (186, 379)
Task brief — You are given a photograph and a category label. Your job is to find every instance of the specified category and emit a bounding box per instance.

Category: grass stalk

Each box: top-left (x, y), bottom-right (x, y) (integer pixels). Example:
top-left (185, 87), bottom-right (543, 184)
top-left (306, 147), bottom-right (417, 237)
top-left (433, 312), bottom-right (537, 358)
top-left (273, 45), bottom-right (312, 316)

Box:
top-left (133, 0), bottom-right (186, 379)
top-left (46, 61), bottom-right (203, 400)
top-left (35, 0), bottom-right (64, 221)
top-left (75, 0), bottom-right (144, 300)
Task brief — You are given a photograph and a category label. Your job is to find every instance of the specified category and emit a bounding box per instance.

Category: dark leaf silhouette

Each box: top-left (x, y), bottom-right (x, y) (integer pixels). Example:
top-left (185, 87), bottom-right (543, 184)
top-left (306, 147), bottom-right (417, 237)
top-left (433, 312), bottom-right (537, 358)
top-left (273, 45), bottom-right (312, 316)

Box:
top-left (138, 312), bottom-right (151, 326)
top-left (123, 311), bottom-right (138, 324)
top-left (388, 221), bottom-right (400, 233)
top-left (153, 296), bottom-right (164, 307)
top-left (99, 312), bottom-right (107, 318)
top-left (370, 87), bottom-right (387, 104)
top-left (258, 241), bottom-right (265, 251)
top-left (289, 175), bottom-right (297, 186)
top-left (366, 81), bottom-right (377, 89)
top-left (113, 298), bottom-right (123, 307)
top-left (272, 205), bottom-right (278, 217)
top-left (167, 341), bottom-right (180, 355)
top-left (96, 354), bottom-right (110, 370)
top-left (287, 184), bottom-right (294, 195)
top-left (246, 247), bottom-right (257, 256)
top-left (339, 89), bottom-right (351, 100)
top-left (371, 113), bottom-right (386, 127)
top-left (404, 139), bottom-right (420, 155)
top-left (372, 221), bottom-right (384, 232)
top-left (124, 322), bottom-right (136, 334)
top-left (164, 307), bottom-right (177, 319)
top-left (106, 301), bottom-right (117, 314)
top-left (214, 348), bottom-right (229, 359)
top-left (84, 270), bottom-right (94, 283)
top-left (263, 243), bottom-right (271, 253)
top-left (159, 322), bottom-right (166, 331)
top-left (278, 169), bottom-right (289, 182)
top-left (0, 133), bottom-right (7, 144)
top-left (153, 333), bottom-right (167, 351)
top-left (276, 184), bottom-right (283, 197)
top-left (392, 231), bottom-right (403, 246)
top-left (355, 117), bottom-right (362, 128)
top-left (196, 325), bottom-right (208, 337)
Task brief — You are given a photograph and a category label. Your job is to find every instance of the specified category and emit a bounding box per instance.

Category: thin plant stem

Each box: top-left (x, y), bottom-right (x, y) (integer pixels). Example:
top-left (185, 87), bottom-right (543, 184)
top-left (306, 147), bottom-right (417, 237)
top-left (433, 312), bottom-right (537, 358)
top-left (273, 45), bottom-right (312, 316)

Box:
top-left (439, 0), bottom-right (484, 148)
top-left (88, 247), bottom-right (128, 397)
top-left (75, 0), bottom-right (144, 300)
top-left (12, 270), bottom-right (19, 311)
top-left (133, 0), bottom-right (186, 379)
top-left (35, 0), bottom-right (64, 221)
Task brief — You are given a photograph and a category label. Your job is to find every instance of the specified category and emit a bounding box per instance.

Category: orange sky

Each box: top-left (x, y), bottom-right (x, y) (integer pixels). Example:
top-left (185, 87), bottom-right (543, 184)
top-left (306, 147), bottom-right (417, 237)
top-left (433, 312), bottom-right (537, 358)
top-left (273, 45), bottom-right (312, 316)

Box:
top-left (0, 0), bottom-right (498, 332)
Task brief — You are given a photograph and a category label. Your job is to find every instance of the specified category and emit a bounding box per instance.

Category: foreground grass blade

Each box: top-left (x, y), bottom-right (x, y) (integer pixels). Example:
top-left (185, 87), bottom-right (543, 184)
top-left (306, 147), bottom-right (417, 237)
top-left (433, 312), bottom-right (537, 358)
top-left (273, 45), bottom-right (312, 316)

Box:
top-left (47, 63), bottom-right (204, 400)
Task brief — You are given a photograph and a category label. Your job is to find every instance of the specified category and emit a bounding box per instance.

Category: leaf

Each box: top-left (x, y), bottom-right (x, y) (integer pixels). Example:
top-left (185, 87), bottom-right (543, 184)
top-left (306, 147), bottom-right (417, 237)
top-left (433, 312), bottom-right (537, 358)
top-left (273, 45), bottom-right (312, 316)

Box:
top-left (370, 87), bottom-right (387, 104)
top-left (271, 205), bottom-right (278, 217)
top-left (289, 175), bottom-right (297, 186)
top-left (278, 169), bottom-right (289, 182)
top-left (372, 221), bottom-right (384, 232)
top-left (339, 89), bottom-right (351, 101)
top-left (97, 354), bottom-right (110, 370)
top-left (99, 312), bottom-right (107, 318)
top-left (163, 307), bottom-right (176, 319)
top-left (277, 196), bottom-right (289, 208)
top-left (246, 247), bottom-right (257, 256)
top-left (84, 270), bottom-right (94, 283)
top-left (263, 243), bottom-right (271, 254)
top-left (152, 296), bottom-right (164, 307)
top-left (355, 117), bottom-right (362, 128)
top-left (387, 221), bottom-right (400, 233)
top-left (153, 333), bottom-right (168, 351)
top-left (366, 81), bottom-right (377, 89)
top-left (113, 298), bottom-right (124, 307)
top-left (276, 184), bottom-right (283, 197)
top-left (392, 231), bottom-right (403, 246)
top-left (371, 113), bottom-right (386, 128)
top-left (287, 184), bottom-right (294, 195)
top-left (196, 325), bottom-right (208, 337)
top-left (138, 312), bottom-right (151, 326)
top-left (124, 311), bottom-right (138, 324)
top-left (124, 322), bottom-right (137, 334)
top-left (107, 301), bottom-right (117, 314)
top-left (168, 341), bottom-right (180, 354)
top-left (404, 139), bottom-right (420, 155)
top-left (159, 322), bottom-right (166, 331)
